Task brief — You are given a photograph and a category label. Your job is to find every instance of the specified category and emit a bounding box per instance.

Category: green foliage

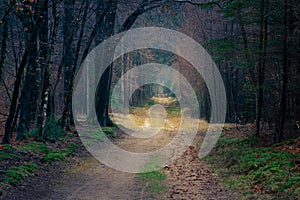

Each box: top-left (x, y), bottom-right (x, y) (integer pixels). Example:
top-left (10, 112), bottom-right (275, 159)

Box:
top-left (81, 128), bottom-right (115, 143)
top-left (102, 127), bottom-right (115, 136)
top-left (29, 117), bottom-right (64, 140)
top-left (18, 143), bottom-right (49, 154)
top-left (40, 141), bottom-right (79, 163)
top-left (166, 107), bottom-right (181, 118)
top-left (60, 143), bottom-right (79, 156)
top-left (42, 117), bottom-right (64, 139)
top-left (138, 155), bottom-right (167, 193)
top-left (2, 162), bottom-right (38, 186)
top-left (41, 151), bottom-right (65, 163)
top-left (138, 170), bottom-right (167, 193)
top-left (0, 151), bottom-right (20, 161)
top-left (82, 129), bottom-right (106, 141)
top-left (69, 142), bottom-right (79, 152)
top-left (110, 88), bottom-right (123, 113)
top-left (205, 135), bottom-right (300, 199)
top-left (2, 144), bottom-right (13, 151)
top-left (59, 148), bottom-right (73, 157)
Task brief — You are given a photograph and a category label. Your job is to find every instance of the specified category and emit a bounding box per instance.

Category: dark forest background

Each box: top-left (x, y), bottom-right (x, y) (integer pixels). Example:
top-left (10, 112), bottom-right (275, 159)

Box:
top-left (0, 0), bottom-right (299, 144)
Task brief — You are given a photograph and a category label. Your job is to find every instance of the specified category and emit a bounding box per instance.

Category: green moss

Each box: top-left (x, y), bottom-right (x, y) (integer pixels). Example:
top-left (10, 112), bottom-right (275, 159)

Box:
top-left (138, 170), bottom-right (167, 193)
top-left (18, 143), bottom-right (49, 154)
top-left (82, 129), bottom-right (106, 141)
top-left (60, 148), bottom-right (73, 156)
top-left (41, 151), bottom-right (66, 163)
top-left (0, 151), bottom-right (20, 161)
top-left (204, 135), bottom-right (300, 199)
top-left (102, 127), bottom-right (115, 135)
top-left (58, 142), bottom-right (79, 157)
top-left (138, 155), bottom-right (167, 193)
top-left (69, 142), bottom-right (79, 152)
top-left (2, 162), bottom-right (38, 186)
top-left (30, 118), bottom-right (64, 140)
top-left (2, 144), bottom-right (13, 151)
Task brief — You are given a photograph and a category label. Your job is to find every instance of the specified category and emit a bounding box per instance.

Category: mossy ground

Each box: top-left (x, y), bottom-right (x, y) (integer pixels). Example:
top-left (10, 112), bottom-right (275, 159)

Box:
top-left (138, 155), bottom-right (167, 193)
top-left (0, 134), bottom-right (81, 194)
top-left (204, 126), bottom-right (300, 200)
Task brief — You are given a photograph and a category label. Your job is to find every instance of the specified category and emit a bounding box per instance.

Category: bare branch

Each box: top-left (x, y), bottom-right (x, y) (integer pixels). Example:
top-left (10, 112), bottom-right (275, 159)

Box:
top-left (172, 0), bottom-right (223, 9)
top-left (119, 0), bottom-right (168, 33)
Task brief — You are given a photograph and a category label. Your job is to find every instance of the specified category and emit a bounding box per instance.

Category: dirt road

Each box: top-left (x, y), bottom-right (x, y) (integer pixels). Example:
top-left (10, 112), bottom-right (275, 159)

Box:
top-left (1, 119), bottom-right (235, 200)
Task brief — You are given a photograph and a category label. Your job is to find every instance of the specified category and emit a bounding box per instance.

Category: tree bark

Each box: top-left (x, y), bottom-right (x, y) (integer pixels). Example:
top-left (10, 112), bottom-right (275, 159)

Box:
top-left (278, 0), bottom-right (289, 142)
top-left (255, 0), bottom-right (268, 137)
top-left (2, 0), bottom-right (48, 144)
top-left (0, 6), bottom-right (11, 81)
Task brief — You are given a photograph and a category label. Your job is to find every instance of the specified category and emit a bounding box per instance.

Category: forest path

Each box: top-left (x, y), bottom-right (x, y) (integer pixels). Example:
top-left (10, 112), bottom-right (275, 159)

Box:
top-left (45, 128), bottom-right (233, 200)
top-left (2, 117), bottom-right (235, 200)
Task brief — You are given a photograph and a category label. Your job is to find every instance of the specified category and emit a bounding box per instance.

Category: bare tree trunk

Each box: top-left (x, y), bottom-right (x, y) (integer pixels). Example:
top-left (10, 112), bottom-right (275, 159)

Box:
top-left (95, 0), bottom-right (117, 127)
top-left (278, 0), bottom-right (289, 142)
top-left (2, 0), bottom-right (48, 144)
top-left (61, 0), bottom-right (76, 131)
top-left (16, 34), bottom-right (38, 140)
top-left (0, 6), bottom-right (11, 81)
top-left (255, 0), bottom-right (269, 137)
top-left (36, 0), bottom-right (59, 134)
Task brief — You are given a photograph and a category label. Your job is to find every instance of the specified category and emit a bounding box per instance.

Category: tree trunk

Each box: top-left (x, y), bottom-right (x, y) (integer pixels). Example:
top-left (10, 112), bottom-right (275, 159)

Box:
top-left (61, 0), bottom-right (76, 131)
top-left (0, 6), bottom-right (11, 81)
top-left (278, 0), bottom-right (289, 142)
top-left (95, 0), bottom-right (117, 127)
top-left (2, 0), bottom-right (48, 144)
top-left (16, 31), bottom-right (38, 140)
top-left (255, 0), bottom-right (268, 137)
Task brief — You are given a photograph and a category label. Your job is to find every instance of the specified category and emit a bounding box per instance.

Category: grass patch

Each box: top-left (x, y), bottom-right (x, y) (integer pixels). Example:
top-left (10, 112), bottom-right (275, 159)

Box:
top-left (2, 162), bottom-right (38, 186)
top-left (204, 135), bottom-right (300, 199)
top-left (138, 155), bottom-right (167, 193)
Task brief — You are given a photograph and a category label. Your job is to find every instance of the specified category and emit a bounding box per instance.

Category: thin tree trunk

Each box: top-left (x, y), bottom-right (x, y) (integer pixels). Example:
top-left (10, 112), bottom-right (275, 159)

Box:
top-left (61, 0), bottom-right (76, 131)
top-left (278, 0), bottom-right (289, 142)
top-left (36, 0), bottom-right (59, 133)
top-left (255, 0), bottom-right (268, 137)
top-left (16, 32), bottom-right (38, 140)
top-left (0, 7), bottom-right (11, 81)
top-left (2, 0), bottom-right (48, 144)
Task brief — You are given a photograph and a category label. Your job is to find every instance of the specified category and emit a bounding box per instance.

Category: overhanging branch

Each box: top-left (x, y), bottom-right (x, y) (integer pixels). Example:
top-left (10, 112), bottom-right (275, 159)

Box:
top-left (172, 0), bottom-right (223, 9)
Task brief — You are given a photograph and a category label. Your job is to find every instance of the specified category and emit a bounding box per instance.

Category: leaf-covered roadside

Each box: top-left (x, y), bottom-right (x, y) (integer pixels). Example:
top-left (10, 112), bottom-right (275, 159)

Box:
top-left (0, 134), bottom-right (81, 196)
top-left (204, 125), bottom-right (300, 200)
